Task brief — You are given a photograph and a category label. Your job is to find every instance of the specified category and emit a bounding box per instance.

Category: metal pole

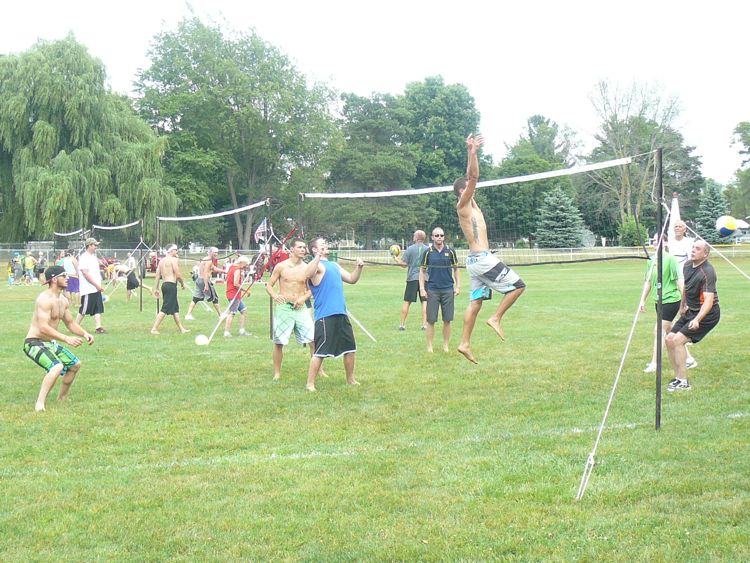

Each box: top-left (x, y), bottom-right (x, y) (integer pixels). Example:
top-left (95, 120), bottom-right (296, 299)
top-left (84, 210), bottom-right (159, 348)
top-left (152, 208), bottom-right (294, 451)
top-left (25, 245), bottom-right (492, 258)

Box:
top-left (656, 148), bottom-right (663, 431)
top-left (139, 220), bottom-right (144, 313)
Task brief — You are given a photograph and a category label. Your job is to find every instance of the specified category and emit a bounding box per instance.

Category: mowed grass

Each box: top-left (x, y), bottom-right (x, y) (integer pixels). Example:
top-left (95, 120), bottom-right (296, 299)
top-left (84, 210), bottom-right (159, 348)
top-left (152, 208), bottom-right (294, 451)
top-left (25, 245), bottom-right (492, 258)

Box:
top-left (1, 258), bottom-right (748, 560)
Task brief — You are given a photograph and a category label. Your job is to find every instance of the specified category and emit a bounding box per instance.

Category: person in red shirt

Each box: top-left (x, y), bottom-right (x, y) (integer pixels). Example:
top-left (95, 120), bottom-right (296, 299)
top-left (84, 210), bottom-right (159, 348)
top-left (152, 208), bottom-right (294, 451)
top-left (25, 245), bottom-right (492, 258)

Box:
top-left (224, 255), bottom-right (252, 337)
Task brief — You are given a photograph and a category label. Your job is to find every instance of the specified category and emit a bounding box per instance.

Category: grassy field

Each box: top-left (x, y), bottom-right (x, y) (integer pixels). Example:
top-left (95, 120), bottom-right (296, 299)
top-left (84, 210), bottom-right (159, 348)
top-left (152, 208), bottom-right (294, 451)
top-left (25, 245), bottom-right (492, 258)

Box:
top-left (1, 258), bottom-right (748, 560)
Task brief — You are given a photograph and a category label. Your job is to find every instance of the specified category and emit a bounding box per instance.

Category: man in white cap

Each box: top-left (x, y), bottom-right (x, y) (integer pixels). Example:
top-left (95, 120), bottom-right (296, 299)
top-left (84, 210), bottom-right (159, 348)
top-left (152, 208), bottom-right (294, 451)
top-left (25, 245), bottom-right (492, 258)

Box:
top-left (151, 244), bottom-right (189, 334)
top-left (76, 237), bottom-right (107, 333)
top-left (23, 265), bottom-right (94, 411)
top-left (223, 255), bottom-right (252, 337)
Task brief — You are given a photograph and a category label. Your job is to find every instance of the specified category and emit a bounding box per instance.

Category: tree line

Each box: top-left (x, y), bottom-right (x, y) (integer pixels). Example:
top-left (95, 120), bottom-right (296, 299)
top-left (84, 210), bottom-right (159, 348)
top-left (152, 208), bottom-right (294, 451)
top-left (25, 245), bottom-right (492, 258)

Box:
top-left (1, 18), bottom-right (747, 247)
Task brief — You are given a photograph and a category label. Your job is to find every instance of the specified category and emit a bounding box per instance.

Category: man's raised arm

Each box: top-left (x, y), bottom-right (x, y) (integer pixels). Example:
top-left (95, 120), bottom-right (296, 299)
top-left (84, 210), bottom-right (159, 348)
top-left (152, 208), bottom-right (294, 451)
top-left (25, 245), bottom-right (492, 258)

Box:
top-left (458, 134), bottom-right (484, 207)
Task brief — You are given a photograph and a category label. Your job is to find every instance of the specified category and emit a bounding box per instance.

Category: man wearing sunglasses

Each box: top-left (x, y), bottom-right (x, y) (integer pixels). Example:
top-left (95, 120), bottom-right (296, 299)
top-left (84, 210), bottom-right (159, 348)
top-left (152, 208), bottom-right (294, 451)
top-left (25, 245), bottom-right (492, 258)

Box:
top-left (22, 265), bottom-right (94, 412)
top-left (419, 229), bottom-right (460, 353)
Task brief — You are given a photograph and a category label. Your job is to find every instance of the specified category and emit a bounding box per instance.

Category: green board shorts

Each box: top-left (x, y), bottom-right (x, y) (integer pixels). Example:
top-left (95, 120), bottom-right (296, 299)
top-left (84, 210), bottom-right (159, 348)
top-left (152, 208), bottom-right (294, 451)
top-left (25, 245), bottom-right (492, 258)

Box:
top-left (23, 338), bottom-right (79, 375)
top-left (273, 302), bottom-right (314, 345)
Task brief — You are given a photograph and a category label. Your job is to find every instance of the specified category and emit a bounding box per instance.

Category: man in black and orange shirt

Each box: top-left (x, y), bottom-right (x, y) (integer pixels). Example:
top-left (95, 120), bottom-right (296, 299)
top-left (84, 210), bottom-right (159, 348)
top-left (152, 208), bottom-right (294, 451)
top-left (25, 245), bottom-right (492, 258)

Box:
top-left (665, 240), bottom-right (720, 391)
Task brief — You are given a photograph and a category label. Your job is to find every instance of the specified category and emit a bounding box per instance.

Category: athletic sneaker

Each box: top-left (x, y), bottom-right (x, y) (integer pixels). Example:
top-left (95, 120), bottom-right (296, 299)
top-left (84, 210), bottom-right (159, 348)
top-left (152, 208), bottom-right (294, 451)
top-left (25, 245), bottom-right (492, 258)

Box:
top-left (667, 379), bottom-right (691, 392)
top-left (643, 362), bottom-right (656, 373)
top-left (223, 331), bottom-right (231, 338)
top-left (185, 314), bottom-right (195, 321)
top-left (95, 327), bottom-right (107, 334)
top-left (421, 325), bottom-right (427, 331)
top-left (238, 329), bottom-right (251, 336)
top-left (398, 326), bottom-right (406, 331)
top-left (686, 358), bottom-right (698, 369)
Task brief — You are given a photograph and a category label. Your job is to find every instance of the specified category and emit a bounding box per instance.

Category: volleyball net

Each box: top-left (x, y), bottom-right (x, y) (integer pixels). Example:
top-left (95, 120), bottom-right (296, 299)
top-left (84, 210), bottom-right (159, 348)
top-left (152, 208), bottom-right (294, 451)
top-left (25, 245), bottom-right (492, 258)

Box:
top-left (298, 156), bottom-right (644, 267)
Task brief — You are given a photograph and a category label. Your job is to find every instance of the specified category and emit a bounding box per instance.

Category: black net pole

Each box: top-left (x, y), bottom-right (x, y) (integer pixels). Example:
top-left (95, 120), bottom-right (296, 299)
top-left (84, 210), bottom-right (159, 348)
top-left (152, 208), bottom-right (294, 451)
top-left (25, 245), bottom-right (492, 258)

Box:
top-left (656, 148), bottom-right (664, 431)
top-left (139, 220), bottom-right (144, 313)
top-left (155, 220), bottom-right (160, 314)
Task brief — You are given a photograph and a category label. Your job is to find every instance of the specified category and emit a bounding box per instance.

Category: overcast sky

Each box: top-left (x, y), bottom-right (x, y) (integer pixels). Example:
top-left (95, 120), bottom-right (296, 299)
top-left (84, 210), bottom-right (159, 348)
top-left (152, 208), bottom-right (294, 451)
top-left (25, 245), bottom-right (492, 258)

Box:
top-left (1, 0), bottom-right (747, 184)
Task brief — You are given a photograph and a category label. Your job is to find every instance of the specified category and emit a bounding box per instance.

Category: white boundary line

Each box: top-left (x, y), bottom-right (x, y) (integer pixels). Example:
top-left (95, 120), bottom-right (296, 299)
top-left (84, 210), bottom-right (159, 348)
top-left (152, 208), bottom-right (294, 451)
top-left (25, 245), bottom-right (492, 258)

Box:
top-left (3, 411), bottom-right (746, 479)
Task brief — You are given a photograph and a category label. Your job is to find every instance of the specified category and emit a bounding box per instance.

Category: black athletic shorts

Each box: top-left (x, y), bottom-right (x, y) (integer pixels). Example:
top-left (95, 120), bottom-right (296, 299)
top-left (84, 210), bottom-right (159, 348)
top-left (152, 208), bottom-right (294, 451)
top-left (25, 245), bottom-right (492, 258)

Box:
top-left (313, 314), bottom-right (356, 358)
top-left (403, 279), bottom-right (425, 303)
top-left (161, 281), bottom-right (179, 315)
top-left (79, 292), bottom-right (104, 316)
top-left (126, 271), bottom-right (140, 291)
top-left (671, 305), bottom-right (720, 343)
top-left (655, 301), bottom-right (681, 322)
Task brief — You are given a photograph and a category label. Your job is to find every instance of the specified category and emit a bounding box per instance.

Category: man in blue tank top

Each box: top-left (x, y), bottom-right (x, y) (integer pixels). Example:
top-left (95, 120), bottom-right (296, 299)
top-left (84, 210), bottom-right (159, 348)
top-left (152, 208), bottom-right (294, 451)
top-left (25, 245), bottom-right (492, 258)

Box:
top-left (305, 237), bottom-right (365, 392)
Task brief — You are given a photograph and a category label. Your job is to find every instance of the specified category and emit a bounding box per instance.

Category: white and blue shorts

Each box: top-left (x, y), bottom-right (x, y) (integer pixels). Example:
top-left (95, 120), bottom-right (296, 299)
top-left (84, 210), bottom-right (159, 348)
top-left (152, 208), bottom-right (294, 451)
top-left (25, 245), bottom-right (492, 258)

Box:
top-left (466, 252), bottom-right (525, 301)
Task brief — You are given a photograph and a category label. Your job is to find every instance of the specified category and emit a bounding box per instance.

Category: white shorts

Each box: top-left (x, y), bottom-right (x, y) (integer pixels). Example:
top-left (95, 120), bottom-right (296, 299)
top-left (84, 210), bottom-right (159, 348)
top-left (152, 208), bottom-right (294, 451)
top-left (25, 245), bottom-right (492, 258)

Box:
top-left (466, 252), bottom-right (525, 300)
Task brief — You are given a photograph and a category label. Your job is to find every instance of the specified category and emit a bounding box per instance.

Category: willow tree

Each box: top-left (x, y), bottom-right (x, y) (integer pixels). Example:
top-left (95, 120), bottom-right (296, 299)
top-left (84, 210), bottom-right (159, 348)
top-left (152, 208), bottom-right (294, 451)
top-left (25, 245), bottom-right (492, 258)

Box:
top-left (136, 18), bottom-right (339, 248)
top-left (0, 36), bottom-right (176, 241)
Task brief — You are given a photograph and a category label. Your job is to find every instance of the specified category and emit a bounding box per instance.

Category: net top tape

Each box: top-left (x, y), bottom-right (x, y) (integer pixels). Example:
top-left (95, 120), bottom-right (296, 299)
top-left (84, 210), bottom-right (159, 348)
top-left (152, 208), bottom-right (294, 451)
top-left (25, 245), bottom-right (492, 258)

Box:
top-left (158, 199), bottom-right (269, 222)
top-left (299, 157), bottom-right (633, 200)
top-left (92, 219), bottom-right (142, 231)
top-left (53, 228), bottom-right (89, 237)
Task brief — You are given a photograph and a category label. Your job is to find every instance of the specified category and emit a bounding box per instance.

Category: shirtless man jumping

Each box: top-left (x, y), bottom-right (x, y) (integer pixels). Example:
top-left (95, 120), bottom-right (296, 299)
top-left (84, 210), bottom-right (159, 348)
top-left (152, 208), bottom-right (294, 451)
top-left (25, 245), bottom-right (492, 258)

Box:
top-left (266, 239), bottom-right (316, 381)
top-left (455, 134), bottom-right (526, 363)
top-left (22, 265), bottom-right (94, 411)
top-left (151, 244), bottom-right (189, 334)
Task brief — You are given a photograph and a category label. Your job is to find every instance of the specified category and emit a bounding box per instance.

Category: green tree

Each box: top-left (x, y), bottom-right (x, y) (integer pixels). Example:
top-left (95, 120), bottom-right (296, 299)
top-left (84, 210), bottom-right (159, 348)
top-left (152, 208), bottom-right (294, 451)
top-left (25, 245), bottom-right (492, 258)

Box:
top-left (725, 122), bottom-right (750, 220)
top-left (534, 188), bottom-right (586, 248)
top-left (136, 18), bottom-right (339, 248)
top-left (617, 215), bottom-right (649, 247)
top-left (399, 76), bottom-right (482, 187)
top-left (516, 115), bottom-right (575, 166)
top-left (695, 179), bottom-right (730, 243)
top-left (0, 36), bottom-right (176, 240)
top-left (320, 93), bottom-right (431, 247)
top-left (488, 140), bottom-right (574, 245)
top-left (397, 76), bottom-right (485, 236)
top-left (733, 122), bottom-right (750, 167)
top-left (583, 81), bottom-right (704, 239)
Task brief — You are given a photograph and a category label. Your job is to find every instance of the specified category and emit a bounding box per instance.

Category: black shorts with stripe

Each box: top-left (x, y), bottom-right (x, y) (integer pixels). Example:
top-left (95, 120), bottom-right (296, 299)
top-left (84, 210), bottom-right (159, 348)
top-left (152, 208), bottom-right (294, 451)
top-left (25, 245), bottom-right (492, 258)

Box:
top-left (79, 292), bottom-right (104, 316)
top-left (313, 314), bottom-right (356, 358)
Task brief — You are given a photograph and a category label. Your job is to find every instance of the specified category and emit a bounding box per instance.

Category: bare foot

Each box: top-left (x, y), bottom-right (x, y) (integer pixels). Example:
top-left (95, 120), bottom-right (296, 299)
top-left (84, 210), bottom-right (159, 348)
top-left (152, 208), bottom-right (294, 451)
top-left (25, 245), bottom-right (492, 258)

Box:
top-left (347, 379), bottom-right (360, 386)
top-left (150, 329), bottom-right (159, 335)
top-left (305, 385), bottom-right (317, 392)
top-left (486, 318), bottom-right (505, 341)
top-left (457, 345), bottom-right (478, 364)
top-left (443, 346), bottom-right (450, 353)
top-left (426, 347), bottom-right (433, 354)
top-left (273, 374), bottom-right (281, 381)
top-left (35, 402), bottom-right (46, 412)
top-left (318, 369), bottom-right (329, 378)
top-left (180, 328), bottom-right (190, 334)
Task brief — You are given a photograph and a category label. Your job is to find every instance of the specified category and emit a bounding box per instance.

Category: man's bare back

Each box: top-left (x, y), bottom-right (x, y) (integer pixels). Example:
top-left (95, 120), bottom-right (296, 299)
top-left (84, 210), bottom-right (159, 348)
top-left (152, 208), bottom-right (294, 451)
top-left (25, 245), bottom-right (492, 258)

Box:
top-left (156, 255), bottom-right (181, 284)
top-left (457, 200), bottom-right (490, 253)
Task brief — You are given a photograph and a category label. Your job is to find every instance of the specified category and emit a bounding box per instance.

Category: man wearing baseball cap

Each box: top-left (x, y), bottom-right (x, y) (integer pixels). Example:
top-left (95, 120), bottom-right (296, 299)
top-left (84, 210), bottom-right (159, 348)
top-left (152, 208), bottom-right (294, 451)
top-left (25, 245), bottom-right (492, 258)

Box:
top-left (23, 265), bottom-right (94, 411)
top-left (76, 237), bottom-right (107, 333)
